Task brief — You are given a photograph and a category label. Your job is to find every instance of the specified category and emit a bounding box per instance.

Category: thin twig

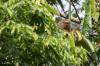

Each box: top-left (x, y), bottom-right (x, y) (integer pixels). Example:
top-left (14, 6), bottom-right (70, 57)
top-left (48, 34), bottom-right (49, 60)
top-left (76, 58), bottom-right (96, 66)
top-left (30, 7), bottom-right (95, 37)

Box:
top-left (69, 0), bottom-right (72, 32)
top-left (71, 1), bottom-right (81, 23)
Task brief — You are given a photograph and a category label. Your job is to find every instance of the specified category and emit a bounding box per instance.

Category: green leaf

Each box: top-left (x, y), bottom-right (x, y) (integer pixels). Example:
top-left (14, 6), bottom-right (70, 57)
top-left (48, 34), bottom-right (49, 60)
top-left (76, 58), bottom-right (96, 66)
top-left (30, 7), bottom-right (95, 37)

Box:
top-left (82, 35), bottom-right (95, 52)
top-left (69, 32), bottom-right (75, 49)
top-left (90, 0), bottom-right (96, 20)
top-left (11, 26), bottom-right (16, 34)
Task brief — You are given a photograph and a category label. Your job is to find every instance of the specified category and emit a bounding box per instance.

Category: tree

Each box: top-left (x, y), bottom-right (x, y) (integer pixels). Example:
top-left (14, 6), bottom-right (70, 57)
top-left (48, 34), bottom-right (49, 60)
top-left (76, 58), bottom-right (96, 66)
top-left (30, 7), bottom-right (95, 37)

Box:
top-left (0, 0), bottom-right (99, 66)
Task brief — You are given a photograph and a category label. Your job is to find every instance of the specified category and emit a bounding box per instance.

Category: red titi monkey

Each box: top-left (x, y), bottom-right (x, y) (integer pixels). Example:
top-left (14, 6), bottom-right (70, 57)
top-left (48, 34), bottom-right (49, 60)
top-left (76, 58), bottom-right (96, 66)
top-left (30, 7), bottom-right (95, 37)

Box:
top-left (57, 17), bottom-right (82, 41)
top-left (57, 18), bottom-right (95, 53)
top-left (57, 17), bottom-right (80, 32)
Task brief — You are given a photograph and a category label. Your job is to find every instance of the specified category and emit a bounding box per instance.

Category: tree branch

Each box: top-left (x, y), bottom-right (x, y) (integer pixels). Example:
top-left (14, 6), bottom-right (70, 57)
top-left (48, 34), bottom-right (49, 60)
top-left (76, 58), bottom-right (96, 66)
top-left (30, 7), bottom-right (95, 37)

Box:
top-left (71, 1), bottom-right (81, 23)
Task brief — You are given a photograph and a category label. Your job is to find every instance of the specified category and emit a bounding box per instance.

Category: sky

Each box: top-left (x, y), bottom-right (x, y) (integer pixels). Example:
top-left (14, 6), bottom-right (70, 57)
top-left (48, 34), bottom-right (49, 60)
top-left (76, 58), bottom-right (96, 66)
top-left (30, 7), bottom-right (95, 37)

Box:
top-left (54, 0), bottom-right (85, 18)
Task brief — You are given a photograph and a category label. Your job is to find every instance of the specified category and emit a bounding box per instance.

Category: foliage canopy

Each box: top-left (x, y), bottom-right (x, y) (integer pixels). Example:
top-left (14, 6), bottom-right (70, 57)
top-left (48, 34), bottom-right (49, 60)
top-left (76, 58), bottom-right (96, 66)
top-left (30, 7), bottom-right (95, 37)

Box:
top-left (0, 0), bottom-right (100, 66)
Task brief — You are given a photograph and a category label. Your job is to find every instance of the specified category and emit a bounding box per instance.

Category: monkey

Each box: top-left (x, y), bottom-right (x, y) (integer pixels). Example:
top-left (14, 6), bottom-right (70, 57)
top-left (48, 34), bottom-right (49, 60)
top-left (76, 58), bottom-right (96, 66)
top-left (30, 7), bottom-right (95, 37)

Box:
top-left (56, 17), bottom-right (95, 53)
top-left (57, 17), bottom-right (82, 42)
top-left (57, 17), bottom-right (80, 33)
